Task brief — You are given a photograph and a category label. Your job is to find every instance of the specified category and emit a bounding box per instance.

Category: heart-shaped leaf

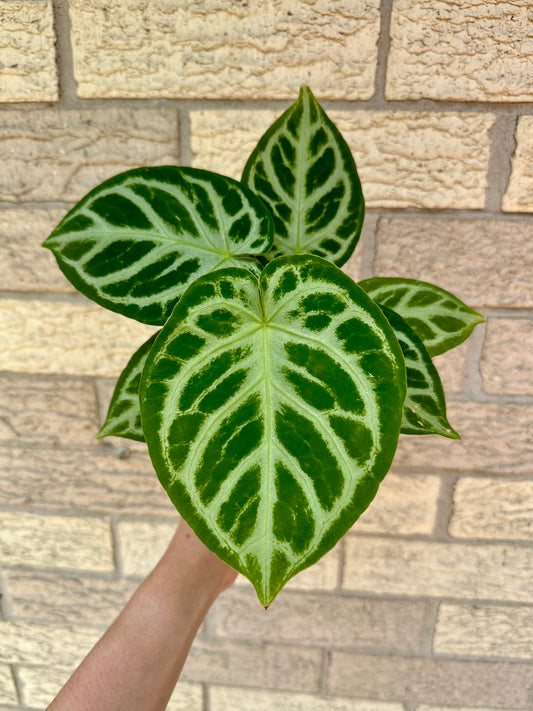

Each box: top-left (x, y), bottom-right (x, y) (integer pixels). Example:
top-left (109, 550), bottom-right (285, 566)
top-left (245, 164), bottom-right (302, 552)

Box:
top-left (140, 255), bottom-right (405, 605)
top-left (242, 87), bottom-right (364, 267)
top-left (360, 278), bottom-right (484, 356)
top-left (99, 332), bottom-right (159, 442)
top-left (381, 307), bottom-right (459, 439)
top-left (43, 167), bottom-right (274, 325)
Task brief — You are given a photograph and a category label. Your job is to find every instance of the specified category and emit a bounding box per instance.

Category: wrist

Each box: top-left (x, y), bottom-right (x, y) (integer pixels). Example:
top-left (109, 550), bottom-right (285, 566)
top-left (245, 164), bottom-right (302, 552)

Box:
top-left (158, 520), bottom-right (237, 605)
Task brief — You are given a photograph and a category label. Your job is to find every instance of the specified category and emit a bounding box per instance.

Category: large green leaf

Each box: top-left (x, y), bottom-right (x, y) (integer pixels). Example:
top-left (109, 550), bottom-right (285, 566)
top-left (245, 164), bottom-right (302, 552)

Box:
top-left (360, 278), bottom-right (484, 356)
top-left (43, 167), bottom-right (274, 325)
top-left (381, 307), bottom-right (459, 439)
top-left (140, 255), bottom-right (405, 605)
top-left (98, 332), bottom-right (159, 442)
top-left (242, 87), bottom-right (364, 267)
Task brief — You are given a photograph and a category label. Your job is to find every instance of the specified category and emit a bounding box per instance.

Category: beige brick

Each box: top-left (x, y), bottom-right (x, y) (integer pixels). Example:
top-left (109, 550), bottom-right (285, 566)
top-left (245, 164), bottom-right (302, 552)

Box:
top-left (387, 0), bottom-right (533, 102)
top-left (374, 216), bottom-right (533, 310)
top-left (356, 472), bottom-right (440, 536)
top-left (210, 686), bottom-right (403, 711)
top-left (0, 0), bottom-right (58, 102)
top-left (393, 401), bottom-right (533, 474)
top-left (450, 477), bottom-right (533, 541)
top-left (117, 520), bottom-right (177, 577)
top-left (341, 212), bottom-right (377, 284)
top-left (166, 682), bottom-right (204, 711)
top-left (503, 117), bottom-right (533, 212)
top-left (0, 108), bottom-right (178, 203)
top-left (191, 110), bottom-right (494, 209)
top-left (184, 639), bottom-right (322, 692)
top-left (343, 535), bottom-right (533, 603)
top-left (482, 318), bottom-right (533, 395)
top-left (432, 344), bottom-right (467, 396)
top-left (434, 603), bottom-right (533, 660)
top-left (0, 665), bottom-right (17, 706)
top-left (0, 374), bottom-right (98, 446)
top-left (7, 571), bottom-right (136, 626)
top-left (0, 621), bottom-right (100, 666)
top-left (0, 511), bottom-right (114, 572)
top-left (69, 0), bottom-right (380, 100)
top-left (0, 208), bottom-right (73, 293)
top-left (16, 663), bottom-right (202, 710)
top-left (17, 665), bottom-right (72, 708)
top-left (285, 545), bottom-right (340, 591)
top-left (212, 587), bottom-right (426, 654)
top-left (417, 707), bottom-right (512, 711)
top-left (0, 445), bottom-right (173, 518)
top-left (1, 299), bottom-right (156, 377)
top-left (328, 652), bottom-right (533, 707)
top-left (191, 109), bottom-right (277, 183)
top-left (417, 707), bottom-right (509, 711)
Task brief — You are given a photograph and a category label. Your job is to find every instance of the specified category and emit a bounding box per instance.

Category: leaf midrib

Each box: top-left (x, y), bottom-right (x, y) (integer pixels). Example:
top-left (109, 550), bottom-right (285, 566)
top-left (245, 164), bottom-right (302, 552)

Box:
top-left (59, 228), bottom-right (245, 259)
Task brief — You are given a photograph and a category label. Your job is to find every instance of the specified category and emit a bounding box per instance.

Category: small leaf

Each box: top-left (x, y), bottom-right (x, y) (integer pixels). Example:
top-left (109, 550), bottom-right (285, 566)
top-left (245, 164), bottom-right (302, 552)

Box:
top-left (242, 87), bottom-right (364, 267)
top-left (43, 167), bottom-right (274, 325)
top-left (359, 277), bottom-right (484, 356)
top-left (381, 307), bottom-right (459, 439)
top-left (139, 255), bottom-right (406, 606)
top-left (99, 332), bottom-right (159, 442)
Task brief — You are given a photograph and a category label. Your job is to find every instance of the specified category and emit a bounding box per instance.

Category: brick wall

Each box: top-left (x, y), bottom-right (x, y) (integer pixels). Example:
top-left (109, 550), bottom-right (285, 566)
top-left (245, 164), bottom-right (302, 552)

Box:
top-left (1, 1), bottom-right (533, 709)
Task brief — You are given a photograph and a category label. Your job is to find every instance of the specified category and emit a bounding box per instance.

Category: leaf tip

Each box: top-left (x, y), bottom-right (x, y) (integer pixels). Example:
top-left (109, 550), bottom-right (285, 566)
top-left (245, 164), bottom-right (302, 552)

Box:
top-left (445, 425), bottom-right (461, 440)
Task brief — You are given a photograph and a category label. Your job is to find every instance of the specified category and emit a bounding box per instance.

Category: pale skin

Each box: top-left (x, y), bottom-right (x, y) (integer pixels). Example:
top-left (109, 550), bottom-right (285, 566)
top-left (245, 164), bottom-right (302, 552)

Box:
top-left (47, 519), bottom-right (238, 711)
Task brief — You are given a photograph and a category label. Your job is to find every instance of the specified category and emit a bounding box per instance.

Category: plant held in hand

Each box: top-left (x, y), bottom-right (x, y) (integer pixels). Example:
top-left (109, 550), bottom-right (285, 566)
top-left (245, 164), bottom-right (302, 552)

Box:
top-left (43, 88), bottom-right (483, 606)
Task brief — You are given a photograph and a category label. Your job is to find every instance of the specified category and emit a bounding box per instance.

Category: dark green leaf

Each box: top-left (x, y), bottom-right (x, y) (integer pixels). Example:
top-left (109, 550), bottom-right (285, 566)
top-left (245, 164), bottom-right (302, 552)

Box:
top-left (381, 307), bottom-right (459, 439)
top-left (242, 87), bottom-right (364, 267)
top-left (99, 332), bottom-right (159, 442)
top-left (360, 277), bottom-right (484, 356)
top-left (140, 255), bottom-right (405, 605)
top-left (43, 167), bottom-right (274, 325)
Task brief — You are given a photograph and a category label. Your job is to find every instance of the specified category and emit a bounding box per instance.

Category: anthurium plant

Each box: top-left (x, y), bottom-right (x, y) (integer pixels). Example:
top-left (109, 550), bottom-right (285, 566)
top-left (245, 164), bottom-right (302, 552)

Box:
top-left (43, 88), bottom-right (483, 606)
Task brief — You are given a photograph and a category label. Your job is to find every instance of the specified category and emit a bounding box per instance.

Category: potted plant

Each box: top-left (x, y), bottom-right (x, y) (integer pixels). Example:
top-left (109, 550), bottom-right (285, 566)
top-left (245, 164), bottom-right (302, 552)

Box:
top-left (43, 88), bottom-right (483, 607)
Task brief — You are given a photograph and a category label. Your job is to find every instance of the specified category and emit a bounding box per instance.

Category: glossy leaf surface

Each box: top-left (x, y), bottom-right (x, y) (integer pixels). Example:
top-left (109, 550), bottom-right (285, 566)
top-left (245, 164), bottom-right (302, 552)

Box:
top-left (242, 87), bottom-right (364, 266)
top-left (381, 307), bottom-right (459, 439)
top-left (99, 332), bottom-right (159, 442)
top-left (360, 278), bottom-right (484, 356)
top-left (140, 256), bottom-right (406, 605)
top-left (43, 167), bottom-right (273, 325)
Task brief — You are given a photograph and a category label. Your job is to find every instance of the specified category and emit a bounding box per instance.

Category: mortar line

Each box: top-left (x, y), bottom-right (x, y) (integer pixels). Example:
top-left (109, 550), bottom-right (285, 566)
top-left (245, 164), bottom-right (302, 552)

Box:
top-left (367, 208), bottom-right (533, 220)
top-left (463, 320), bottom-right (487, 400)
top-left (110, 517), bottom-right (125, 578)
top-left (485, 113), bottom-right (519, 213)
top-left (358, 212), bottom-right (378, 280)
top-left (433, 472), bottom-right (459, 542)
top-left (420, 598), bottom-right (440, 657)
top-left (336, 537), bottom-right (346, 591)
top-left (179, 108), bottom-right (194, 168)
top-left (4, 201), bottom-right (533, 221)
top-left (3, 93), bottom-right (533, 114)
top-left (320, 648), bottom-right (331, 694)
top-left (202, 682), bottom-right (210, 711)
top-left (373, 0), bottom-right (394, 106)
top-left (51, 0), bottom-right (79, 107)
top-left (0, 570), bottom-right (12, 621)
top-left (10, 664), bottom-right (24, 707)
top-left (447, 390), bottom-right (533, 405)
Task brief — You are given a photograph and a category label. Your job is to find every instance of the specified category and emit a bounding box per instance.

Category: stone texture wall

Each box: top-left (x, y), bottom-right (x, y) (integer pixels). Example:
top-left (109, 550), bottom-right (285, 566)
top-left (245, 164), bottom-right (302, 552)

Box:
top-left (1, 1), bottom-right (532, 709)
